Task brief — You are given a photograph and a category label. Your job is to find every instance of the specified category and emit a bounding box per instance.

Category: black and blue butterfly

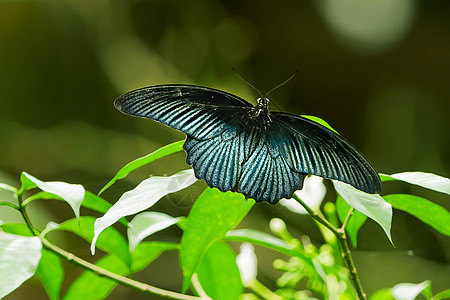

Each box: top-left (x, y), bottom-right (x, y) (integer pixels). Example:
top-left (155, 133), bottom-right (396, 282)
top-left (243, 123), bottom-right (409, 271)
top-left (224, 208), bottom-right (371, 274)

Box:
top-left (115, 84), bottom-right (382, 204)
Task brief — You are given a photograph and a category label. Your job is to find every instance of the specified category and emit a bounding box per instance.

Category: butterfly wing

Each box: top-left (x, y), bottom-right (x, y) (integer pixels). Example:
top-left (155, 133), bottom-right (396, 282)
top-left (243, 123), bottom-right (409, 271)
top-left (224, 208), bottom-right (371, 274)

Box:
top-left (114, 84), bottom-right (253, 139)
top-left (184, 125), bottom-right (307, 204)
top-left (115, 84), bottom-right (381, 203)
top-left (270, 112), bottom-right (382, 194)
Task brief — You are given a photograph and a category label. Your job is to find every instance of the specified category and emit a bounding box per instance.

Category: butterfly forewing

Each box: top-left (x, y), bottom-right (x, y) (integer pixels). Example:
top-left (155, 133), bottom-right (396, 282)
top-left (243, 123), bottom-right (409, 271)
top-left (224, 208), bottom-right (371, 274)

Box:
top-left (115, 85), bottom-right (253, 140)
top-left (271, 112), bottom-right (382, 194)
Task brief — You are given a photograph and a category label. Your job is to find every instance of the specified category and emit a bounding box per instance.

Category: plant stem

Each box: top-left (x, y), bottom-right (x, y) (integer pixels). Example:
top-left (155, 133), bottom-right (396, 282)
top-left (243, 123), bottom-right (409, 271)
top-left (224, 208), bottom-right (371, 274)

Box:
top-left (0, 201), bottom-right (20, 210)
top-left (16, 195), bottom-right (205, 300)
top-left (40, 238), bottom-right (205, 300)
top-left (292, 194), bottom-right (340, 236)
top-left (292, 194), bottom-right (367, 300)
top-left (248, 279), bottom-right (282, 300)
top-left (341, 207), bottom-right (354, 230)
top-left (337, 234), bottom-right (366, 300)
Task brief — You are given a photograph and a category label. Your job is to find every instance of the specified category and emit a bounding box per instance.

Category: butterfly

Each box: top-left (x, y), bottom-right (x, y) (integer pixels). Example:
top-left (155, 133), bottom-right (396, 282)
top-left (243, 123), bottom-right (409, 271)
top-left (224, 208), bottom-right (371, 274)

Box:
top-left (115, 84), bottom-right (382, 204)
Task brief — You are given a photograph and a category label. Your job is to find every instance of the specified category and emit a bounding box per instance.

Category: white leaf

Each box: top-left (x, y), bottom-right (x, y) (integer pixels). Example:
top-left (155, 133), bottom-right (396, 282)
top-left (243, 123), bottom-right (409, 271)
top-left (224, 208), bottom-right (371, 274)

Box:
top-left (385, 172), bottom-right (450, 195)
top-left (391, 280), bottom-right (430, 300)
top-left (333, 180), bottom-right (392, 243)
top-left (128, 212), bottom-right (181, 252)
top-left (279, 175), bottom-right (326, 214)
top-left (236, 243), bottom-right (257, 286)
top-left (22, 172), bottom-right (85, 221)
top-left (0, 233), bottom-right (42, 298)
top-left (91, 169), bottom-right (197, 254)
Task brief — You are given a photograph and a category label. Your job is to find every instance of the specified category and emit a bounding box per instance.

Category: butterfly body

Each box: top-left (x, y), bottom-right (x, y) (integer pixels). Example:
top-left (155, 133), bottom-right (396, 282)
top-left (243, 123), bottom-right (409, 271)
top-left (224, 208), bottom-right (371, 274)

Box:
top-left (115, 84), bottom-right (382, 204)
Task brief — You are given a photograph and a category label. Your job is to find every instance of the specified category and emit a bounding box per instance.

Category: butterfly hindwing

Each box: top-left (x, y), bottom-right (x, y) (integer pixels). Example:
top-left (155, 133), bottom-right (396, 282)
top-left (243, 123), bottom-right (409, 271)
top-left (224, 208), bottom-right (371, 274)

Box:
top-left (239, 129), bottom-right (306, 203)
top-left (184, 122), bottom-right (307, 204)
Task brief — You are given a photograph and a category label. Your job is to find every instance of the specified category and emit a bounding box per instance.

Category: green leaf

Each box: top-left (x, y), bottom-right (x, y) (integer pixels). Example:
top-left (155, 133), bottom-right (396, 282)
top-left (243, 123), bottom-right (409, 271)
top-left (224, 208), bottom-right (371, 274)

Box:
top-left (18, 173), bottom-right (37, 194)
top-left (433, 289), bottom-right (450, 300)
top-left (0, 223), bottom-right (34, 236)
top-left (333, 180), bottom-right (393, 244)
top-left (23, 191), bottom-right (126, 226)
top-left (197, 241), bottom-right (243, 300)
top-left (131, 241), bottom-right (179, 272)
top-left (63, 255), bottom-right (126, 300)
top-left (81, 191), bottom-right (113, 214)
top-left (380, 172), bottom-right (450, 195)
top-left (98, 140), bottom-right (185, 195)
top-left (36, 249), bottom-right (64, 300)
top-left (20, 172), bottom-right (85, 221)
top-left (0, 232), bottom-right (42, 298)
top-left (0, 183), bottom-right (18, 194)
top-left (63, 241), bottom-right (177, 300)
top-left (369, 288), bottom-right (394, 300)
top-left (180, 188), bottom-right (254, 292)
top-left (91, 169), bottom-right (197, 254)
top-left (336, 196), bottom-right (367, 248)
top-left (224, 229), bottom-right (305, 259)
top-left (302, 115), bottom-right (339, 134)
top-left (46, 217), bottom-right (131, 266)
top-left (384, 194), bottom-right (450, 236)
top-left (128, 212), bottom-right (182, 252)
top-left (391, 280), bottom-right (430, 300)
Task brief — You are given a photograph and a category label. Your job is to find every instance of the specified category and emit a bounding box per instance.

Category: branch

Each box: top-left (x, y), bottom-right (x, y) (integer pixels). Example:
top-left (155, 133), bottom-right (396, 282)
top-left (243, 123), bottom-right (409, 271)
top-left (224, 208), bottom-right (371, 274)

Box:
top-left (292, 194), bottom-right (341, 237)
top-left (40, 238), bottom-right (204, 300)
top-left (341, 207), bottom-right (354, 230)
top-left (292, 194), bottom-right (367, 300)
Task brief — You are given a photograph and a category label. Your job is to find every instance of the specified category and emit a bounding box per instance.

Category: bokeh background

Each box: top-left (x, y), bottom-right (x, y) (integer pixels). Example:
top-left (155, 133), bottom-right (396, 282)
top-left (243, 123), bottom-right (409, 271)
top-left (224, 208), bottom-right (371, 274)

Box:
top-left (1, 0), bottom-right (449, 299)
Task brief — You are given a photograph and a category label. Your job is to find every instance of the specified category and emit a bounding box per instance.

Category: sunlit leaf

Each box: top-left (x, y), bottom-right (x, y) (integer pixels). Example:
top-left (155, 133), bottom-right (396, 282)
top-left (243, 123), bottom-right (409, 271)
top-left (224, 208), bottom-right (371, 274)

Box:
top-left (391, 280), bottom-right (430, 300)
top-left (180, 188), bottom-right (254, 292)
top-left (91, 169), bottom-right (197, 254)
top-left (279, 176), bottom-right (326, 214)
top-left (336, 196), bottom-right (367, 248)
top-left (225, 229), bottom-right (307, 260)
top-left (333, 180), bottom-right (392, 244)
top-left (0, 232), bottom-right (42, 298)
top-left (20, 172), bottom-right (85, 221)
top-left (36, 249), bottom-right (64, 300)
top-left (369, 288), bottom-right (394, 300)
top-left (384, 194), bottom-right (450, 236)
top-left (302, 115), bottom-right (339, 134)
top-left (380, 172), bottom-right (450, 195)
top-left (24, 191), bottom-right (126, 226)
top-left (45, 217), bottom-right (131, 266)
top-left (99, 140), bottom-right (185, 195)
top-left (128, 212), bottom-right (182, 252)
top-left (197, 241), bottom-right (243, 300)
top-left (0, 183), bottom-right (17, 193)
top-left (236, 242), bottom-right (257, 286)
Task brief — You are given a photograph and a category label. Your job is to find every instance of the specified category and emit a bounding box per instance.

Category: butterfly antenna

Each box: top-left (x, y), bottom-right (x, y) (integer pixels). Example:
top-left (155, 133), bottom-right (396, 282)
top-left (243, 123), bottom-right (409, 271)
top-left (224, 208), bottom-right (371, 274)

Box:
top-left (232, 68), bottom-right (263, 97)
top-left (266, 71), bottom-right (298, 96)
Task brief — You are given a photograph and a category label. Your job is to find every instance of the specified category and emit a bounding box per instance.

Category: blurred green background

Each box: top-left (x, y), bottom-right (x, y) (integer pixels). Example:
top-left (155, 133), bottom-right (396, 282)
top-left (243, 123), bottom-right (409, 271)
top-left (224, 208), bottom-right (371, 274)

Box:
top-left (1, 0), bottom-right (449, 299)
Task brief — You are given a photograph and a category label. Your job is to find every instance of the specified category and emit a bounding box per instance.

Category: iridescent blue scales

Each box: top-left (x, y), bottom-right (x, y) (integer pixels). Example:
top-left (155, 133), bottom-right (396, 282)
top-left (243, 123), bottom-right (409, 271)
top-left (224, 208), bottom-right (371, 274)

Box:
top-left (115, 84), bottom-right (382, 204)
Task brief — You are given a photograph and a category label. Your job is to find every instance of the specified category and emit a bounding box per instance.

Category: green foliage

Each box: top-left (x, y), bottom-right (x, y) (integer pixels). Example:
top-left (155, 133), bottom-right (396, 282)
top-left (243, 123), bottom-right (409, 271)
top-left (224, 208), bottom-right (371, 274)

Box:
top-left (180, 188), bottom-right (254, 292)
top-left (0, 142), bottom-right (449, 300)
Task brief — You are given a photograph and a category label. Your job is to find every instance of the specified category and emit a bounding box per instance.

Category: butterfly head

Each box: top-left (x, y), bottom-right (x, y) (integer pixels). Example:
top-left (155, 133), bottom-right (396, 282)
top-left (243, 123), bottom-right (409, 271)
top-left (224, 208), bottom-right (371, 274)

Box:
top-left (256, 97), bottom-right (270, 110)
top-left (251, 97), bottom-right (271, 128)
